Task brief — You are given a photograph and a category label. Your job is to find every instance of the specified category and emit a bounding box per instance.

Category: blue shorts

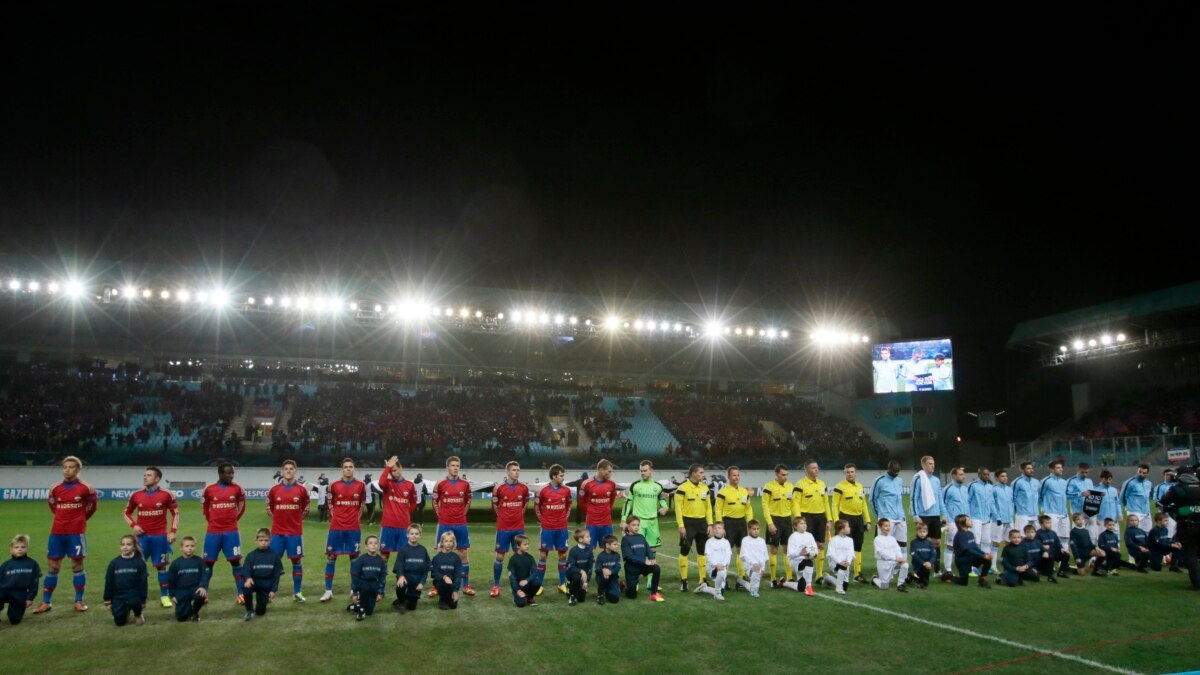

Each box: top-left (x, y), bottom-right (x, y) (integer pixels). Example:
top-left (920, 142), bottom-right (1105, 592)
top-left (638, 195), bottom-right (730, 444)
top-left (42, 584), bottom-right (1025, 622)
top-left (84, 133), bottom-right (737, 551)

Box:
top-left (495, 529), bottom-right (525, 554)
top-left (539, 528), bottom-right (569, 553)
top-left (380, 527), bottom-right (407, 555)
top-left (325, 529), bottom-right (361, 557)
top-left (270, 534), bottom-right (305, 560)
top-left (47, 533), bottom-right (87, 560)
top-left (139, 534), bottom-right (173, 567)
top-left (435, 524), bottom-right (471, 551)
top-left (587, 525), bottom-right (614, 549)
top-left (203, 532), bottom-right (242, 563)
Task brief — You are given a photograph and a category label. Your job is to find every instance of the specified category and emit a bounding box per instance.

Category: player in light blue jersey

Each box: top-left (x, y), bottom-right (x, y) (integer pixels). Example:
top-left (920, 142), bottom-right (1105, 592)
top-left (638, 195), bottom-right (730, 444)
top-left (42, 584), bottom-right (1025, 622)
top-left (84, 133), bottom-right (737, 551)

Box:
top-left (1012, 461), bottom-right (1042, 533)
top-left (991, 469), bottom-right (1015, 550)
top-left (910, 456), bottom-right (947, 573)
top-left (1121, 464), bottom-right (1153, 533)
top-left (1154, 469), bottom-right (1177, 540)
top-left (967, 468), bottom-right (996, 560)
top-left (1039, 460), bottom-right (1069, 539)
top-left (870, 461), bottom-right (908, 551)
top-left (1065, 462), bottom-right (1095, 541)
top-left (941, 468), bottom-right (970, 577)
top-left (1095, 470), bottom-right (1121, 541)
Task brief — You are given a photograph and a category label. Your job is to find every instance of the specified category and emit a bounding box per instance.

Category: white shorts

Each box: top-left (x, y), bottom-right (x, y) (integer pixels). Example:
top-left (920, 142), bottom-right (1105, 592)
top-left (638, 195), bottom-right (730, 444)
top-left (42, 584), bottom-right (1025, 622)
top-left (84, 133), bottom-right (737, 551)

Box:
top-left (1049, 514), bottom-right (1070, 541)
top-left (944, 520), bottom-right (958, 549)
top-left (1015, 515), bottom-right (1039, 533)
top-left (1165, 515), bottom-right (1176, 539)
top-left (971, 521), bottom-right (993, 549)
top-left (875, 559), bottom-right (909, 586)
top-left (888, 519), bottom-right (908, 546)
top-left (993, 521), bottom-right (1014, 545)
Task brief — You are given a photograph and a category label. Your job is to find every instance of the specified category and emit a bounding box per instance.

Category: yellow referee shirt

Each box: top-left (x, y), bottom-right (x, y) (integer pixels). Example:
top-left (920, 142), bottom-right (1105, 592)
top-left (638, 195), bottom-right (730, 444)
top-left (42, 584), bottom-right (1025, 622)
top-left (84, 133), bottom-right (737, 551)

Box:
top-left (831, 479), bottom-right (871, 520)
top-left (716, 484), bottom-right (754, 523)
top-left (674, 480), bottom-right (713, 526)
top-left (761, 480), bottom-right (794, 521)
top-left (792, 477), bottom-right (831, 518)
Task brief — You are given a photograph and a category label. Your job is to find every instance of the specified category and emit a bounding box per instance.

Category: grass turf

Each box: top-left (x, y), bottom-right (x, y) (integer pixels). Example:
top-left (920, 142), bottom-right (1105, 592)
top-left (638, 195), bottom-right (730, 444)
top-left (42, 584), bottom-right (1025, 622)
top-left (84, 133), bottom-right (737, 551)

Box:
top-left (0, 501), bottom-right (1196, 674)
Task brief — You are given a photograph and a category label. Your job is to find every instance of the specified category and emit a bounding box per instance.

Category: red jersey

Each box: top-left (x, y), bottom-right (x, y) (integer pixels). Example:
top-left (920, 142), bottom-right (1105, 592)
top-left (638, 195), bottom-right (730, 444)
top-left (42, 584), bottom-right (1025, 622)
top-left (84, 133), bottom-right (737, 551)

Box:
top-left (328, 479), bottom-right (366, 532)
top-left (123, 487), bottom-right (179, 536)
top-left (378, 471), bottom-right (417, 530)
top-left (201, 482), bottom-right (246, 533)
top-left (535, 483), bottom-right (572, 530)
top-left (48, 480), bottom-right (98, 535)
top-left (433, 478), bottom-right (472, 526)
top-left (267, 482), bottom-right (310, 536)
top-left (579, 478), bottom-right (618, 526)
top-left (492, 481), bottom-right (530, 531)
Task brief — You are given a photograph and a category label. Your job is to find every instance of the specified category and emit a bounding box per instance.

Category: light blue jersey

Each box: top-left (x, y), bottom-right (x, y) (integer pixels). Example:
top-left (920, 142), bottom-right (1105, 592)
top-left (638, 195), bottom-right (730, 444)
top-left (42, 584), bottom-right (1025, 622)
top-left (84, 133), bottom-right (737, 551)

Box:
top-left (943, 482), bottom-right (970, 520)
top-left (1098, 484), bottom-right (1120, 522)
top-left (870, 473), bottom-right (906, 522)
top-left (1121, 476), bottom-right (1151, 514)
top-left (910, 471), bottom-right (945, 519)
top-left (992, 482), bottom-right (1014, 523)
top-left (1065, 473), bottom-right (1094, 515)
top-left (1012, 474), bottom-right (1041, 518)
top-left (1040, 474), bottom-right (1068, 515)
top-left (967, 480), bottom-right (994, 521)
top-left (1153, 481), bottom-right (1174, 508)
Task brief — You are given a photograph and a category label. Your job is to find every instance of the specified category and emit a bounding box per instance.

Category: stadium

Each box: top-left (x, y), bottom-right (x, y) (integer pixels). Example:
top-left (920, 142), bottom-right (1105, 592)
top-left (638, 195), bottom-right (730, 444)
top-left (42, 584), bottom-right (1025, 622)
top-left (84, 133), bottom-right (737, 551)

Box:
top-left (3, 7), bottom-right (1197, 675)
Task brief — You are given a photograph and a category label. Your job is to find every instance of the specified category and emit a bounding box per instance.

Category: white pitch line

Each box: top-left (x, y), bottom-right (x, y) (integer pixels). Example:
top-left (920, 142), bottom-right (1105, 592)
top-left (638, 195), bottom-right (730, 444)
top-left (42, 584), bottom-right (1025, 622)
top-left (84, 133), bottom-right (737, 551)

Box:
top-left (811, 592), bottom-right (1141, 675)
top-left (672, 554), bottom-right (1137, 667)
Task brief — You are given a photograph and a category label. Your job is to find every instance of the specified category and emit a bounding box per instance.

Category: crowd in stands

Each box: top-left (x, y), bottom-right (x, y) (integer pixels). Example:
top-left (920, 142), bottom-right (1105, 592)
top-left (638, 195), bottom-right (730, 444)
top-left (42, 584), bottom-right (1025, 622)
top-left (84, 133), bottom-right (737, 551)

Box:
top-left (576, 394), bottom-right (633, 445)
top-left (1073, 388), bottom-right (1200, 439)
top-left (275, 386), bottom-right (542, 461)
top-left (652, 396), bottom-right (888, 468)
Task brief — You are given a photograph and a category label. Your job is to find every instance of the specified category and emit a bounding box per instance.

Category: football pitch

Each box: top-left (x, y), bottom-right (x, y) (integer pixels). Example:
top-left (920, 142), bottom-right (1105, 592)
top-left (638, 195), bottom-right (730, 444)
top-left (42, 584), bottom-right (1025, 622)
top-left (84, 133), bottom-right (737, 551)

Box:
top-left (1, 501), bottom-right (1197, 674)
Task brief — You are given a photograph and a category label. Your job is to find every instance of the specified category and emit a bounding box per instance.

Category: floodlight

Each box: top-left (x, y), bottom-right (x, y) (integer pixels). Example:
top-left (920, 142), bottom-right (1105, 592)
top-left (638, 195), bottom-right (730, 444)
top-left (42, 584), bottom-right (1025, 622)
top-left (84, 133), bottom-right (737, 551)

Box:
top-left (1059, 345), bottom-right (1069, 353)
top-left (264, 296), bottom-right (275, 306)
top-left (512, 311), bottom-right (523, 323)
top-left (569, 316), bottom-right (578, 325)
top-left (766, 328), bottom-right (778, 339)
top-left (177, 290), bottom-right (191, 303)
top-left (460, 308), bottom-right (470, 318)
top-left (7, 280), bottom-right (19, 291)
top-left (1087, 339), bottom-right (1097, 347)
top-left (48, 282), bottom-right (60, 294)
top-left (1116, 333), bottom-right (1126, 342)
top-left (444, 307), bottom-right (454, 317)
top-left (1100, 334), bottom-right (1112, 345)
top-left (65, 280), bottom-right (85, 298)
top-left (475, 310), bottom-right (483, 318)
top-left (735, 327), bottom-right (743, 335)
top-left (296, 297), bottom-right (310, 310)
top-left (539, 313), bottom-right (550, 325)
top-left (781, 330), bottom-right (790, 339)
top-left (122, 286), bottom-right (136, 298)
top-left (280, 296), bottom-right (292, 308)
top-left (160, 290), bottom-right (171, 300)
top-left (196, 291), bottom-right (209, 303)
top-left (634, 320), bottom-right (644, 330)
top-left (861, 335), bottom-right (869, 343)
top-left (554, 314), bottom-right (564, 325)
top-left (1072, 340), bottom-right (1084, 350)
top-left (28, 281), bottom-right (39, 291)
top-left (497, 312), bottom-right (505, 320)
top-left (605, 316), bottom-right (620, 330)
top-left (212, 290), bottom-right (229, 307)
top-left (141, 289), bottom-right (151, 298)
top-left (375, 304), bottom-right (383, 313)
top-left (247, 297), bottom-right (256, 305)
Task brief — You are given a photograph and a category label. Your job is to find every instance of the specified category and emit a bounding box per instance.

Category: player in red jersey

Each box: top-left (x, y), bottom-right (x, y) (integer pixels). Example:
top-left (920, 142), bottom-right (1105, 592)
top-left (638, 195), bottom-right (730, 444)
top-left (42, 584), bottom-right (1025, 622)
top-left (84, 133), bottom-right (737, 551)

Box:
top-left (489, 461), bottom-right (530, 598)
top-left (267, 459), bottom-right (311, 602)
top-left (377, 456), bottom-right (418, 606)
top-left (201, 462), bottom-right (248, 604)
top-left (34, 455), bottom-right (98, 614)
top-left (123, 466), bottom-right (180, 608)
top-left (535, 463), bottom-right (573, 594)
top-left (431, 456), bottom-right (475, 597)
top-left (579, 459), bottom-right (619, 549)
top-left (320, 457), bottom-right (366, 603)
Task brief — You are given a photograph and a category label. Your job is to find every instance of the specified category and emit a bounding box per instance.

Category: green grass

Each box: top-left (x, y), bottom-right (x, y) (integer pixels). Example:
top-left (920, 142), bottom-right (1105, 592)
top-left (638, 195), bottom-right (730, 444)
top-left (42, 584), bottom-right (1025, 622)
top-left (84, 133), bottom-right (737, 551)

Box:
top-left (0, 501), bottom-right (1197, 674)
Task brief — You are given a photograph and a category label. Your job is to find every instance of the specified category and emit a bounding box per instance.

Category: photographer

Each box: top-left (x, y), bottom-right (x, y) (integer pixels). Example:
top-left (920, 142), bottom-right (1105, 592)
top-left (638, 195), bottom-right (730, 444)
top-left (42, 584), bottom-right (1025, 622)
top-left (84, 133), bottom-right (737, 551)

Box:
top-left (1157, 465), bottom-right (1200, 590)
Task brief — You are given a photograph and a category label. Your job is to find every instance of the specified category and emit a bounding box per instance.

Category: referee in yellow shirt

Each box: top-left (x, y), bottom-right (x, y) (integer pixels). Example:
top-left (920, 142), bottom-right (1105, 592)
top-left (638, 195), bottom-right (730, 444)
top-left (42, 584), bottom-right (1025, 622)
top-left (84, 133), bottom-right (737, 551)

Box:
top-left (831, 463), bottom-right (872, 582)
top-left (761, 464), bottom-right (795, 586)
top-left (674, 464), bottom-right (713, 592)
top-left (716, 466), bottom-right (754, 585)
top-left (792, 460), bottom-right (832, 579)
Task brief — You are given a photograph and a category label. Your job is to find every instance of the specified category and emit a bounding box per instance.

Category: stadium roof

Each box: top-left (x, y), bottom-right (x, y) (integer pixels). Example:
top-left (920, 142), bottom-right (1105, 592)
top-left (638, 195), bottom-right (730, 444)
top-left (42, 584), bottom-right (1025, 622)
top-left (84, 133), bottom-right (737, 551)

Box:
top-left (1007, 281), bottom-right (1200, 349)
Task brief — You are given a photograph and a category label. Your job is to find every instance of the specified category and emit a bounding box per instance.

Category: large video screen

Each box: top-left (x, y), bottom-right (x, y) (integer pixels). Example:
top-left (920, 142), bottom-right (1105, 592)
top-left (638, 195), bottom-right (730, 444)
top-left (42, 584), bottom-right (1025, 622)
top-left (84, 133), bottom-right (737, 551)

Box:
top-left (872, 337), bottom-right (954, 393)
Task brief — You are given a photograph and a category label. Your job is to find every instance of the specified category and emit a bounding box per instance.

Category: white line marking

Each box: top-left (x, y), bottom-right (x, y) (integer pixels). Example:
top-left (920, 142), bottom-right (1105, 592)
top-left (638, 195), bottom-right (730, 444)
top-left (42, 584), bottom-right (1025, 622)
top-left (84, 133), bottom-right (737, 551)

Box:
top-left (811, 592), bottom-right (1141, 675)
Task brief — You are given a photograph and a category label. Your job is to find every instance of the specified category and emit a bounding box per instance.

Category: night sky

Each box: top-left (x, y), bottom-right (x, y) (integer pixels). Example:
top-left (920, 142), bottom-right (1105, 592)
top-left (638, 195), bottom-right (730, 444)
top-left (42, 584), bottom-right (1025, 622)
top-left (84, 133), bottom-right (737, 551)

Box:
top-left (3, 5), bottom-right (1195, 413)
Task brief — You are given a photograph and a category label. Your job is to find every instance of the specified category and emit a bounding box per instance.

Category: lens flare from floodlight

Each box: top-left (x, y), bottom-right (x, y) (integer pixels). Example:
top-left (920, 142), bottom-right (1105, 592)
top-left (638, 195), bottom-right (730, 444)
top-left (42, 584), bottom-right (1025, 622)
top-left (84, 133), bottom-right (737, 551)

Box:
top-left (861, 335), bottom-right (870, 343)
top-left (554, 314), bottom-right (564, 325)
top-left (673, 323), bottom-right (682, 332)
top-left (735, 327), bottom-right (744, 336)
top-left (781, 330), bottom-right (790, 339)
top-left (160, 289), bottom-right (171, 300)
top-left (178, 289), bottom-right (192, 303)
top-left (584, 319), bottom-right (592, 326)
top-left (1100, 334), bottom-right (1112, 345)
top-left (349, 302), bottom-right (358, 311)
top-left (312, 297), bottom-right (327, 311)
top-left (766, 328), bottom-right (778, 339)
top-left (512, 311), bottom-right (523, 323)
top-left (373, 304), bottom-right (383, 313)
top-left (1059, 345), bottom-right (1069, 353)
top-left (196, 291), bottom-right (209, 303)
top-left (1087, 338), bottom-right (1097, 347)
top-left (475, 310), bottom-right (483, 318)
top-left (280, 296), bottom-right (292, 308)
top-left (1072, 340), bottom-right (1084, 350)
top-left (48, 282), bottom-right (60, 294)
top-left (605, 316), bottom-right (620, 330)
top-left (705, 321), bottom-right (722, 336)
top-left (264, 296), bottom-right (274, 306)
top-left (569, 316), bottom-right (578, 325)
top-left (459, 308), bottom-right (469, 318)
top-left (444, 307), bottom-right (453, 317)
top-left (1116, 333), bottom-right (1126, 342)
top-left (634, 320), bottom-right (644, 330)
top-left (121, 285), bottom-right (136, 298)
top-left (622, 321), bottom-right (630, 329)
top-left (7, 280), bottom-right (19, 291)
top-left (64, 281), bottom-right (85, 298)
top-left (659, 321), bottom-right (668, 332)
top-left (28, 281), bottom-right (39, 291)
top-left (211, 290), bottom-right (229, 307)
top-left (539, 313), bottom-right (550, 325)
top-left (247, 297), bottom-right (256, 305)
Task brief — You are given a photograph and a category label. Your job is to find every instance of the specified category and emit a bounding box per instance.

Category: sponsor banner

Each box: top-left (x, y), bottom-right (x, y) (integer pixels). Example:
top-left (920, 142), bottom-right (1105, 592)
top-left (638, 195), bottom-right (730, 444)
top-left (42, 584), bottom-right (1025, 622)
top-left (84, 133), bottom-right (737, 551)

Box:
top-left (1167, 447), bottom-right (1193, 465)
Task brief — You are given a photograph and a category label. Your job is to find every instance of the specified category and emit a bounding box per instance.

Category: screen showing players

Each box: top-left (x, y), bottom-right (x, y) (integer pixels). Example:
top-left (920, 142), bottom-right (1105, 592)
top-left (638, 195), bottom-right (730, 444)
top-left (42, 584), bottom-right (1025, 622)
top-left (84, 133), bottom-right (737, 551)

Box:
top-left (872, 338), bottom-right (953, 393)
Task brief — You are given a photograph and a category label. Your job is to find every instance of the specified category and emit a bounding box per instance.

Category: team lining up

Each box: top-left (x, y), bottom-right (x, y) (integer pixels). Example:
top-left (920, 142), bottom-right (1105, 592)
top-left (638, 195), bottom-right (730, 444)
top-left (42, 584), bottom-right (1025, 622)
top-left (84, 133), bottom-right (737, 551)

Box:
top-left (0, 453), bottom-right (1182, 627)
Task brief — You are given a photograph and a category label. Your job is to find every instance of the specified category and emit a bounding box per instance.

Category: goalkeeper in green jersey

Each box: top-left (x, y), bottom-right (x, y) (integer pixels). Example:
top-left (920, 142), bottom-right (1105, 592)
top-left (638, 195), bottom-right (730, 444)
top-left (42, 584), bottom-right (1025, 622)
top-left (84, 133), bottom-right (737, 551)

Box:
top-left (621, 460), bottom-right (670, 548)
